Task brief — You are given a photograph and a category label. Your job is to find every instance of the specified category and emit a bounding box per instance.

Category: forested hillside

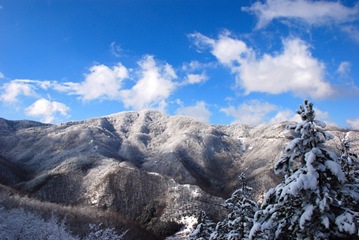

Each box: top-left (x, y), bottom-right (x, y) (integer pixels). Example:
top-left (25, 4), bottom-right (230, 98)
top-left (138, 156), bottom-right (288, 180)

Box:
top-left (0, 105), bottom-right (358, 239)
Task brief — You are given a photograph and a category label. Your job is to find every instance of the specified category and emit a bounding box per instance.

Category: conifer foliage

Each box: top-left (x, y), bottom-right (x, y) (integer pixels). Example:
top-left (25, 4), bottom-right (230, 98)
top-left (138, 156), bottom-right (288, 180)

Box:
top-left (337, 134), bottom-right (359, 231)
top-left (189, 210), bottom-right (216, 240)
top-left (211, 173), bottom-right (258, 240)
top-left (249, 100), bottom-right (359, 239)
top-left (189, 173), bottom-right (258, 240)
top-left (338, 134), bottom-right (358, 181)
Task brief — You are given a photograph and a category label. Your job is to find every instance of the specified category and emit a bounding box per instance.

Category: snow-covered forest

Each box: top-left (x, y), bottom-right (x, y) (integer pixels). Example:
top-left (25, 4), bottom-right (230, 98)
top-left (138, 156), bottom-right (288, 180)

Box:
top-left (0, 204), bottom-right (127, 240)
top-left (189, 100), bottom-right (359, 240)
top-left (0, 100), bottom-right (358, 239)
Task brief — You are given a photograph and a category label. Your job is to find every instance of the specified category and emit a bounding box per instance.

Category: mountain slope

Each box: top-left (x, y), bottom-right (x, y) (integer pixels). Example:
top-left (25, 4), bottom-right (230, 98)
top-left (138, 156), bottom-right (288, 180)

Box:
top-left (0, 111), bottom-right (357, 238)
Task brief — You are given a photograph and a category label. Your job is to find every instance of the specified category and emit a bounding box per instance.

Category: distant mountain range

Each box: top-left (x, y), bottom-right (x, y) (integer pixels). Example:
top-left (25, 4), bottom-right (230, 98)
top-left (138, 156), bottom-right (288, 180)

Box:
top-left (0, 110), bottom-right (357, 238)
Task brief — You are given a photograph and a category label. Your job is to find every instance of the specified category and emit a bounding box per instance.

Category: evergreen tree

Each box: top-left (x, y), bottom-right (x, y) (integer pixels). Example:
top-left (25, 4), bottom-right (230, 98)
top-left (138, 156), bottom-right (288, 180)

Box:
top-left (337, 134), bottom-right (358, 181)
top-left (189, 210), bottom-right (215, 240)
top-left (211, 173), bottom-right (258, 240)
top-left (337, 134), bottom-right (359, 237)
top-left (249, 100), bottom-right (359, 239)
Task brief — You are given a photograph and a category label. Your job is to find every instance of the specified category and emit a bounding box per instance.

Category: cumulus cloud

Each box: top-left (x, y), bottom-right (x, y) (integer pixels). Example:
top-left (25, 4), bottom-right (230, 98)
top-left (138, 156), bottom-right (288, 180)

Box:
top-left (221, 99), bottom-right (330, 126)
top-left (0, 56), bottom-right (191, 113)
top-left (181, 60), bottom-right (211, 86)
top-left (273, 106), bottom-right (329, 125)
top-left (269, 109), bottom-right (300, 124)
top-left (0, 72), bottom-right (4, 79)
top-left (211, 35), bottom-right (253, 66)
top-left (120, 55), bottom-right (177, 111)
top-left (346, 118), bottom-right (359, 130)
top-left (25, 98), bottom-right (70, 123)
top-left (243, 0), bottom-right (359, 29)
top-left (239, 38), bottom-right (333, 98)
top-left (176, 101), bottom-right (211, 123)
top-left (60, 63), bottom-right (128, 101)
top-left (51, 56), bottom-right (209, 109)
top-left (0, 81), bottom-right (37, 103)
top-left (190, 32), bottom-right (334, 99)
top-left (221, 100), bottom-right (278, 126)
top-left (184, 73), bottom-right (208, 85)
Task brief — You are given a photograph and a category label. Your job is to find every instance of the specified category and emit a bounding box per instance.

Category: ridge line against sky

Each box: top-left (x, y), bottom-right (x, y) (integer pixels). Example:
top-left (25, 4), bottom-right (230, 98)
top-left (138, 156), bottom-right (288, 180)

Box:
top-left (0, 0), bottom-right (358, 129)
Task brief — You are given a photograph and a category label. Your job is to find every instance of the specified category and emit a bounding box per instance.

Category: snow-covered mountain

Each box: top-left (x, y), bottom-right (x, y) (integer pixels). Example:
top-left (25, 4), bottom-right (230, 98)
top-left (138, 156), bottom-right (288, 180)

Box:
top-left (0, 110), bottom-right (357, 238)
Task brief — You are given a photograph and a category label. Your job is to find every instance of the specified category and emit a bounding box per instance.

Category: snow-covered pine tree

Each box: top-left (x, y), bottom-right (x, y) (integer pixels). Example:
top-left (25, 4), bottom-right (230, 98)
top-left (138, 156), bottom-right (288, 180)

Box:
top-left (211, 173), bottom-right (258, 240)
top-left (337, 134), bottom-right (358, 180)
top-left (189, 210), bottom-right (216, 240)
top-left (249, 100), bottom-right (359, 239)
top-left (336, 134), bottom-right (359, 237)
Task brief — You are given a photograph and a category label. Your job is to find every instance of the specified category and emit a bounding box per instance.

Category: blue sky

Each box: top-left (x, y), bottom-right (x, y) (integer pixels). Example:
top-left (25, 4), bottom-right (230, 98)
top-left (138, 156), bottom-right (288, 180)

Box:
top-left (0, 0), bottom-right (359, 128)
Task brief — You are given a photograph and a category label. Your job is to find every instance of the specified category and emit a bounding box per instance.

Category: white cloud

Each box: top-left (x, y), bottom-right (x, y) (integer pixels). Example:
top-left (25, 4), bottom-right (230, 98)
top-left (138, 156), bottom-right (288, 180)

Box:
top-left (335, 61), bottom-right (358, 92)
top-left (0, 57), bottom-right (207, 112)
top-left (190, 32), bottom-right (334, 99)
top-left (62, 63), bottom-right (128, 101)
top-left (184, 73), bottom-right (207, 84)
top-left (239, 38), bottom-right (333, 98)
top-left (175, 98), bottom-right (183, 106)
top-left (346, 118), bottom-right (359, 130)
top-left (182, 61), bottom-right (202, 71)
top-left (211, 34), bottom-right (253, 66)
top-left (182, 60), bottom-right (217, 72)
top-left (0, 81), bottom-right (37, 103)
top-left (176, 101), bottom-right (211, 123)
top-left (181, 60), bottom-right (211, 86)
top-left (221, 100), bottom-right (278, 126)
top-left (3, 57), bottom-right (180, 112)
top-left (0, 72), bottom-right (4, 79)
top-left (120, 55), bottom-right (177, 111)
top-left (221, 99), bottom-right (330, 126)
top-left (269, 109), bottom-right (300, 124)
top-left (243, 0), bottom-right (359, 29)
top-left (337, 61), bottom-right (351, 75)
top-left (110, 41), bottom-right (122, 58)
top-left (11, 79), bottom-right (53, 90)
top-left (314, 108), bottom-right (329, 121)
top-left (341, 25), bottom-right (359, 43)
top-left (188, 32), bottom-right (215, 52)
top-left (25, 98), bottom-right (70, 123)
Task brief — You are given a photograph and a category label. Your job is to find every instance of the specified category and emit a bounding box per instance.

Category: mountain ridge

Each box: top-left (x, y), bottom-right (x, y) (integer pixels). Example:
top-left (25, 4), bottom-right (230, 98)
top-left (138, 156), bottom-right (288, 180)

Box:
top-left (0, 110), bottom-right (358, 238)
